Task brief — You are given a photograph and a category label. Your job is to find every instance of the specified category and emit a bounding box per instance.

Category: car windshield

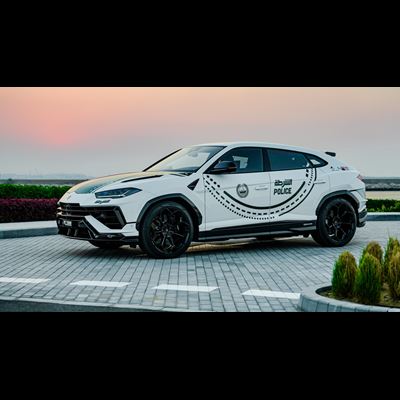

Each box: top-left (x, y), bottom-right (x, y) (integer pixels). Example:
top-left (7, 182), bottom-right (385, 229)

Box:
top-left (145, 146), bottom-right (225, 174)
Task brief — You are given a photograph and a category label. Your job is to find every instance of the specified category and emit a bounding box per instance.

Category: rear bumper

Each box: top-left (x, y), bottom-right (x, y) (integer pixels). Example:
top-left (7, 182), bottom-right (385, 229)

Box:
top-left (357, 208), bottom-right (368, 227)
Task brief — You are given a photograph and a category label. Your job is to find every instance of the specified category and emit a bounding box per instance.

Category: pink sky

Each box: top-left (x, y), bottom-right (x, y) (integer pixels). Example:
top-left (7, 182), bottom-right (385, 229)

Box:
top-left (0, 87), bottom-right (399, 177)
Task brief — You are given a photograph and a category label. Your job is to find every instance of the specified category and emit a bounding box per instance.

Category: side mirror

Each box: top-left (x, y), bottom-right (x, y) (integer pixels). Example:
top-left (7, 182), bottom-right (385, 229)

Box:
top-left (208, 161), bottom-right (237, 174)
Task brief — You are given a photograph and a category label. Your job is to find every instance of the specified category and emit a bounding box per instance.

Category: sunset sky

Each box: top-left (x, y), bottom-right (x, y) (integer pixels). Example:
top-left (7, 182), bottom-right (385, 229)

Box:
top-left (0, 87), bottom-right (399, 177)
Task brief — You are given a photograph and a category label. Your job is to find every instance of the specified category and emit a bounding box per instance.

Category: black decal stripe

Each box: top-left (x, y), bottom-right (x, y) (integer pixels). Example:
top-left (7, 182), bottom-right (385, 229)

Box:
top-left (279, 169), bottom-right (317, 216)
top-left (223, 181), bottom-right (306, 210)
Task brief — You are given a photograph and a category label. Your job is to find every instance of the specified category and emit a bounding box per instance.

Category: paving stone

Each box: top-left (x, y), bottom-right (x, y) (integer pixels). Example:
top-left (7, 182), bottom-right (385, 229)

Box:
top-left (0, 222), bottom-right (398, 312)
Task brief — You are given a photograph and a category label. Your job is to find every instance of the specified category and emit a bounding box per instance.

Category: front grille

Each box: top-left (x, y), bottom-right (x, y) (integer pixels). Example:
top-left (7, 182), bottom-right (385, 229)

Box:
top-left (57, 203), bottom-right (125, 229)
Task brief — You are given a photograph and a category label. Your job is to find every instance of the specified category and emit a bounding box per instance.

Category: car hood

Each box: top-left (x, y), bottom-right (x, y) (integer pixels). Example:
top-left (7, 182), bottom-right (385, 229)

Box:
top-left (68, 171), bottom-right (184, 194)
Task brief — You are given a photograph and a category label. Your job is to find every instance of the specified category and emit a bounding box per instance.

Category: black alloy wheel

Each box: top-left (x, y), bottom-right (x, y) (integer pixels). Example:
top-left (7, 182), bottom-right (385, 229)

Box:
top-left (139, 201), bottom-right (194, 258)
top-left (312, 198), bottom-right (357, 247)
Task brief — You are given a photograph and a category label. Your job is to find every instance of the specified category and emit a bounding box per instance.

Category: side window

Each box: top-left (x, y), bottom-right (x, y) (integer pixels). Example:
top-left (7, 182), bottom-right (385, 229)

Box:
top-left (268, 149), bottom-right (311, 171)
top-left (218, 147), bottom-right (264, 174)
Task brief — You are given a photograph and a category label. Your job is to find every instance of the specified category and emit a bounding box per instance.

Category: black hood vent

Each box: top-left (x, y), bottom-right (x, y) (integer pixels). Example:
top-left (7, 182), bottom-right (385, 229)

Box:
top-left (122, 175), bottom-right (162, 183)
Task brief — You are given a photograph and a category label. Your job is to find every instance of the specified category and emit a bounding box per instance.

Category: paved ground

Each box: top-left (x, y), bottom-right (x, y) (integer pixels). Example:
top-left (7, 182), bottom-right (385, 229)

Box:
top-left (0, 221), bottom-right (399, 312)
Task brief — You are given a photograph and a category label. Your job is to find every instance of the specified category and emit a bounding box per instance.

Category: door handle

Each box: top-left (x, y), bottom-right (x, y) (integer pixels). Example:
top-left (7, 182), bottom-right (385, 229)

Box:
top-left (255, 185), bottom-right (269, 190)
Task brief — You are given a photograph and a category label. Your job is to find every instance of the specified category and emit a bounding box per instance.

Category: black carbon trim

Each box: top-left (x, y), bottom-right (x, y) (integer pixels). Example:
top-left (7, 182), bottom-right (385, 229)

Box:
top-left (198, 220), bottom-right (316, 241)
top-left (358, 208), bottom-right (368, 227)
top-left (223, 181), bottom-right (306, 210)
top-left (188, 179), bottom-right (199, 191)
top-left (136, 193), bottom-right (203, 228)
top-left (315, 190), bottom-right (360, 215)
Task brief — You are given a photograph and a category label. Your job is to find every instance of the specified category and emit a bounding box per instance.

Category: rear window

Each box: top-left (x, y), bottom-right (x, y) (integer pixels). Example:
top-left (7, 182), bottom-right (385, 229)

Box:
top-left (306, 154), bottom-right (328, 167)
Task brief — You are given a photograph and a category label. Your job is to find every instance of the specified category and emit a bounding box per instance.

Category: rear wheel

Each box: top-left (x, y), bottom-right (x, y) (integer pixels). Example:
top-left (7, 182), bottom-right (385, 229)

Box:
top-left (89, 241), bottom-right (124, 249)
top-left (139, 201), bottom-right (194, 259)
top-left (312, 198), bottom-right (357, 247)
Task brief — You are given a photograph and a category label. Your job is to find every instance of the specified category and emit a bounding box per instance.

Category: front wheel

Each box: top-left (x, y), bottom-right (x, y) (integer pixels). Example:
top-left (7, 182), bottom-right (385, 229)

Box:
top-left (312, 198), bottom-right (357, 247)
top-left (139, 201), bottom-right (194, 259)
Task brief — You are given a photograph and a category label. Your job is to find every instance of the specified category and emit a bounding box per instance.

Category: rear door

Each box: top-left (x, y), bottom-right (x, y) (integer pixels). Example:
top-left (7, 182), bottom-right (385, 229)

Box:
top-left (203, 147), bottom-right (271, 231)
top-left (266, 148), bottom-right (328, 223)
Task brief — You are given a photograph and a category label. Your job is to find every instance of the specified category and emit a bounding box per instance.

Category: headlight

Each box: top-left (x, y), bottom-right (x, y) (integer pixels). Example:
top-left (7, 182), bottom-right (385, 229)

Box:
top-left (95, 188), bottom-right (142, 199)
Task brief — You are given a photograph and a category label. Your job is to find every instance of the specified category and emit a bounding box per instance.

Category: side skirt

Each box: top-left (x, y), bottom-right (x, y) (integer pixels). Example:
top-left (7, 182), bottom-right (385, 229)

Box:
top-left (197, 220), bottom-right (316, 241)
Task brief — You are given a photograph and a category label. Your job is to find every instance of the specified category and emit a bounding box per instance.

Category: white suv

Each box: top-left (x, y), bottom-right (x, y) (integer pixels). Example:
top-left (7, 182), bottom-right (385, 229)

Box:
top-left (57, 142), bottom-right (367, 258)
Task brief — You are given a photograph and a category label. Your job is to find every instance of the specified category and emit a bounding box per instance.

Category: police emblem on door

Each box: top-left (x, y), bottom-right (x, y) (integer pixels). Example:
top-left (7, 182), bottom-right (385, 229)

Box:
top-left (236, 184), bottom-right (249, 198)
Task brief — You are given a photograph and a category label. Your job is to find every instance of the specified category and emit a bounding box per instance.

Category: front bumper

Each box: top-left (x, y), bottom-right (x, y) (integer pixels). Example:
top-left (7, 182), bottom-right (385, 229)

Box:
top-left (57, 217), bottom-right (139, 243)
top-left (56, 202), bottom-right (139, 243)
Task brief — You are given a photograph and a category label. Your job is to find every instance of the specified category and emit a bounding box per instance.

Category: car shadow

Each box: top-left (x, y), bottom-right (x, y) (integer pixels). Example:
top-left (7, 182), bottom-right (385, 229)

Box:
top-left (187, 237), bottom-right (323, 255)
top-left (65, 237), bottom-right (327, 259)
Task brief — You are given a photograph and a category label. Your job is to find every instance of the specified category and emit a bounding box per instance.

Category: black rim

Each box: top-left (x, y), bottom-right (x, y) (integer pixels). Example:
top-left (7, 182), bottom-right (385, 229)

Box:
top-left (325, 203), bottom-right (355, 242)
top-left (149, 207), bottom-right (190, 254)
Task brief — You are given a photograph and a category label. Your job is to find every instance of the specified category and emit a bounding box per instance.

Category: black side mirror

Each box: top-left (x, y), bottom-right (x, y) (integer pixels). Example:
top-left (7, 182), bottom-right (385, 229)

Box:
top-left (208, 161), bottom-right (237, 174)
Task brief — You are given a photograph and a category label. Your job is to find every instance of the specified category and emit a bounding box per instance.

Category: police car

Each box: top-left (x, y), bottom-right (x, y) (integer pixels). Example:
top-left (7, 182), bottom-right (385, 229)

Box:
top-left (57, 142), bottom-right (367, 258)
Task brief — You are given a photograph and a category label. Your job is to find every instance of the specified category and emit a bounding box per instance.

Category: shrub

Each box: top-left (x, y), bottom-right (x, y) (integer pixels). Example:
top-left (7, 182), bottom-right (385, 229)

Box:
top-left (0, 198), bottom-right (58, 222)
top-left (383, 237), bottom-right (400, 281)
top-left (331, 251), bottom-right (357, 298)
top-left (361, 241), bottom-right (383, 266)
top-left (387, 252), bottom-right (400, 300)
top-left (0, 184), bottom-right (71, 199)
top-left (354, 253), bottom-right (382, 304)
top-left (367, 199), bottom-right (400, 213)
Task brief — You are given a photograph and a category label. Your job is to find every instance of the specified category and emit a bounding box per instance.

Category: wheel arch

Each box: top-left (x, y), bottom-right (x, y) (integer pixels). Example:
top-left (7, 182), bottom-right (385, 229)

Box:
top-left (315, 190), bottom-right (360, 217)
top-left (136, 194), bottom-right (202, 238)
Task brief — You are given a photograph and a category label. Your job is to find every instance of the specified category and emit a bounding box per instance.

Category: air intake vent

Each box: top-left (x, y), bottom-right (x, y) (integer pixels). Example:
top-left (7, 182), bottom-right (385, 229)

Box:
top-left (325, 151), bottom-right (336, 157)
top-left (58, 203), bottom-right (126, 229)
top-left (188, 179), bottom-right (199, 191)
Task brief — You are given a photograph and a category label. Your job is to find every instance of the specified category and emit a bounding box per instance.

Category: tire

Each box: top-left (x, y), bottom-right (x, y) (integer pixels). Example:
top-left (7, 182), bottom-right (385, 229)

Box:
top-left (139, 201), bottom-right (194, 259)
top-left (312, 198), bottom-right (357, 247)
top-left (89, 241), bottom-right (124, 249)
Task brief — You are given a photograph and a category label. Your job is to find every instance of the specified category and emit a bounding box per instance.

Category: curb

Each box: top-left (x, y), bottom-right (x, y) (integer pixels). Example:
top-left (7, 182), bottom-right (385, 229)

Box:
top-left (0, 226), bottom-right (58, 239)
top-left (367, 212), bottom-right (400, 221)
top-left (298, 284), bottom-right (400, 312)
top-left (0, 295), bottom-right (205, 312)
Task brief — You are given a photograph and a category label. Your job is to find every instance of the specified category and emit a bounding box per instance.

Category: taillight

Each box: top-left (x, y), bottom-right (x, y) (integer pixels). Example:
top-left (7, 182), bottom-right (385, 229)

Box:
top-left (357, 174), bottom-right (364, 182)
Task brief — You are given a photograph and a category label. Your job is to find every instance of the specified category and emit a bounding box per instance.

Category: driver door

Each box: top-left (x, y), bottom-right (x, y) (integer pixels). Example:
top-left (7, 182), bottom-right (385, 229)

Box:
top-left (203, 147), bottom-right (271, 231)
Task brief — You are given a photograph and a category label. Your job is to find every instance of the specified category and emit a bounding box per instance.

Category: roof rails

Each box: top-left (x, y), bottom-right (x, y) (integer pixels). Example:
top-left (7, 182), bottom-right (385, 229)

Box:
top-left (325, 151), bottom-right (336, 157)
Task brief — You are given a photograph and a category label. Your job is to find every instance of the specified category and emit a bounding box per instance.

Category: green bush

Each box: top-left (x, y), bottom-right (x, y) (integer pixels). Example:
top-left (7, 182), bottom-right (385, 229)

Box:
top-left (354, 253), bottom-right (382, 304)
top-left (332, 251), bottom-right (357, 298)
top-left (383, 237), bottom-right (400, 281)
top-left (387, 252), bottom-right (400, 300)
top-left (0, 184), bottom-right (71, 199)
top-left (367, 199), bottom-right (400, 212)
top-left (361, 241), bottom-right (383, 267)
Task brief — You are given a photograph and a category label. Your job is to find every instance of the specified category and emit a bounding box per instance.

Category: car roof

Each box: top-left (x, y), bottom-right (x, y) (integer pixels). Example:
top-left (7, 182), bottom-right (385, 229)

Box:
top-left (191, 141), bottom-right (330, 158)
